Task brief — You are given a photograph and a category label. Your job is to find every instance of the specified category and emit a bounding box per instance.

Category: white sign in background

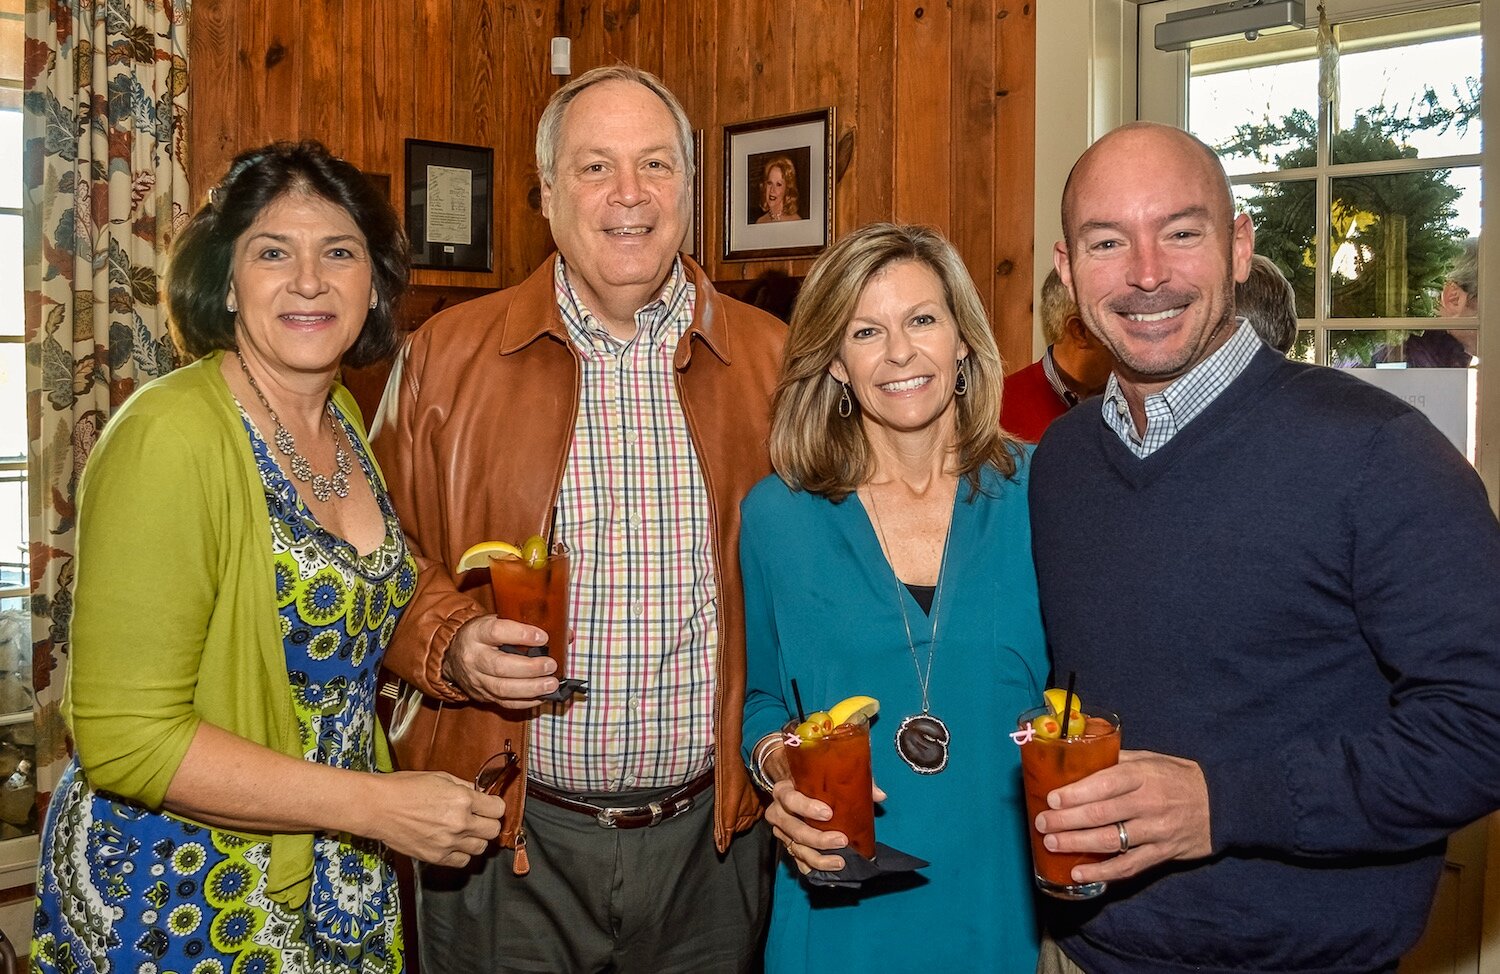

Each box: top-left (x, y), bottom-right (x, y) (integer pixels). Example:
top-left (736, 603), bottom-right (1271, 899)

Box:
top-left (1348, 367), bottom-right (1477, 460)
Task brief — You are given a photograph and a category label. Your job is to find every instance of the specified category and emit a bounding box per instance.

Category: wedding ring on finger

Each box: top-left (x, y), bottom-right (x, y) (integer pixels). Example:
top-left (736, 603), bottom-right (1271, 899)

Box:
top-left (1116, 820), bottom-right (1131, 854)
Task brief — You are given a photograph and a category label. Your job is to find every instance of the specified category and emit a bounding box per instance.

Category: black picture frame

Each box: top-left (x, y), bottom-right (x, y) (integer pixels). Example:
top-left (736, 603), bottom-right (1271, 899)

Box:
top-left (405, 139), bottom-right (493, 272)
top-left (723, 108), bottom-right (835, 262)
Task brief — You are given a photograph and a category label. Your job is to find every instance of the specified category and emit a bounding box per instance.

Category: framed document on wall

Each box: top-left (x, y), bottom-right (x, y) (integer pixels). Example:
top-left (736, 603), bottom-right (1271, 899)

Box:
top-left (405, 139), bottom-right (493, 272)
top-left (722, 108), bottom-right (834, 262)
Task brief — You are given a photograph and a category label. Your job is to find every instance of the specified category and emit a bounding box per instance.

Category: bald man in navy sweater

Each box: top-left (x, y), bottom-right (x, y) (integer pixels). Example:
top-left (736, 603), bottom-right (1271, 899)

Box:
top-left (1030, 122), bottom-right (1500, 974)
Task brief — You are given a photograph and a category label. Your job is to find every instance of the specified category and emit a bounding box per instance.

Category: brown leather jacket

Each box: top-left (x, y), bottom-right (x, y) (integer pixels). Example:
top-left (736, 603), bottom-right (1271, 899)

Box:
top-left (370, 255), bottom-right (785, 860)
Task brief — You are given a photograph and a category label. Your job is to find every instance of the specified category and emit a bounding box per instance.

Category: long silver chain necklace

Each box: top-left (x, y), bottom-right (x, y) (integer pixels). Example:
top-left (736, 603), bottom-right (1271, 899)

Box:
top-left (864, 480), bottom-right (956, 774)
top-left (235, 351), bottom-right (353, 503)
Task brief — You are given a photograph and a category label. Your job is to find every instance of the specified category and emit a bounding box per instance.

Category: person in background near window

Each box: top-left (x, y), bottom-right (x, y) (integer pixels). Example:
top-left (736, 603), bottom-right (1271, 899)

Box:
top-left (1373, 236), bottom-right (1478, 367)
top-left (1031, 122), bottom-right (1500, 974)
top-left (1235, 254), bottom-right (1298, 355)
top-left (741, 223), bottom-right (1046, 971)
top-left (31, 141), bottom-right (503, 973)
top-left (1000, 268), bottom-right (1115, 442)
top-left (756, 154), bottom-right (803, 223)
top-left (371, 65), bottom-right (784, 973)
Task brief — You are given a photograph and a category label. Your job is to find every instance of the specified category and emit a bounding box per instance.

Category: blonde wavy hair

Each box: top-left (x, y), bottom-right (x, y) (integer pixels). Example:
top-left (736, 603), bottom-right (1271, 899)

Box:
top-left (770, 222), bottom-right (1020, 501)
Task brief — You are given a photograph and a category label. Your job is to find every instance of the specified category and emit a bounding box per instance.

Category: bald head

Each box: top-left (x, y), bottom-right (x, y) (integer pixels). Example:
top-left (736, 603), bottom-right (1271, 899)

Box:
top-left (1061, 123), bottom-right (1234, 254)
top-left (1051, 120), bottom-right (1254, 398)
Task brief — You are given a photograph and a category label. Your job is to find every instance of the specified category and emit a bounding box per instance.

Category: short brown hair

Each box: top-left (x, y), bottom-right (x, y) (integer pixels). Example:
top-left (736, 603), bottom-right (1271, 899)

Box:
top-left (1039, 268), bottom-right (1077, 345)
top-left (1235, 254), bottom-right (1298, 354)
top-left (769, 222), bottom-right (1021, 501)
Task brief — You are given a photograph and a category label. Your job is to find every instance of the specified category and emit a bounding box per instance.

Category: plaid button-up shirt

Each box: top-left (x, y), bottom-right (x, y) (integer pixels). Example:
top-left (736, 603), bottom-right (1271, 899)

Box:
top-left (1103, 319), bottom-right (1261, 458)
top-left (527, 257), bottom-right (719, 792)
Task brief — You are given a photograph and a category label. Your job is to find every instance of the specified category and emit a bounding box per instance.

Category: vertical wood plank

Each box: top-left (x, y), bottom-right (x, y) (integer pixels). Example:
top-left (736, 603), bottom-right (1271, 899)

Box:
top-left (299, 0), bottom-right (342, 150)
top-left (792, 0), bottom-right (857, 256)
top-left (950, 0), bottom-right (997, 325)
top-left (339, 0), bottom-right (368, 167)
top-left (261, 0), bottom-right (299, 145)
top-left (892, 1), bottom-right (951, 227)
top-left (855, 0), bottom-right (896, 232)
top-left (993, 0), bottom-right (1037, 372)
top-left (229, 0), bottom-right (269, 172)
top-left (499, 0), bottom-right (553, 285)
top-left (688, 0), bottom-right (720, 274)
top-left (412, 0), bottom-right (453, 141)
top-left (187, 0), bottom-right (235, 202)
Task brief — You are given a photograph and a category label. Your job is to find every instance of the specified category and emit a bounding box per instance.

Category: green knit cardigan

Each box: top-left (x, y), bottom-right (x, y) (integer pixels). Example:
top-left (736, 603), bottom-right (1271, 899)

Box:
top-left (65, 350), bottom-right (392, 909)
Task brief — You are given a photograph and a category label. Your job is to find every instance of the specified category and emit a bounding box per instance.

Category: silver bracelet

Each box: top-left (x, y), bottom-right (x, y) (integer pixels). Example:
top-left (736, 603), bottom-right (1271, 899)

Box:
top-left (748, 732), bottom-right (784, 794)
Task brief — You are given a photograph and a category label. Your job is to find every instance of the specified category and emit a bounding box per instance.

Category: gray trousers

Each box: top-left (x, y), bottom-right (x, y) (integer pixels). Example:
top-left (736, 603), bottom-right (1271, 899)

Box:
top-left (1036, 934), bottom-right (1088, 974)
top-left (417, 781), bottom-right (774, 974)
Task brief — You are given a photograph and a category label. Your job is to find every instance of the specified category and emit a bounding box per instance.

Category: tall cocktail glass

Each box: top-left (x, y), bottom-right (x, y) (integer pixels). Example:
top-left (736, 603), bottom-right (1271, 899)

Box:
top-left (782, 713), bottom-right (876, 861)
top-left (489, 544), bottom-right (571, 683)
top-left (1017, 706), bottom-right (1121, 900)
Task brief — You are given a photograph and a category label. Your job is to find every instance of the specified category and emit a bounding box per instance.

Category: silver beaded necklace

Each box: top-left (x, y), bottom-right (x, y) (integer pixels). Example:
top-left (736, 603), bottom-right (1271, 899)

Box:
top-left (235, 351), bottom-right (353, 502)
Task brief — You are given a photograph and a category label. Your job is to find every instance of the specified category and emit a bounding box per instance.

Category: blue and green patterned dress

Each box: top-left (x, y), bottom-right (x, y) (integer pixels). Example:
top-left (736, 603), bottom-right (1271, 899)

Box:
top-left (33, 410), bottom-right (417, 974)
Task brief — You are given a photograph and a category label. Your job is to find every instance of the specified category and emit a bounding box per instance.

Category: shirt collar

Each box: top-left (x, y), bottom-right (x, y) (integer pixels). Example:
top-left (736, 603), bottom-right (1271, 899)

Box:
top-left (1101, 318), bottom-right (1262, 458)
top-left (554, 256), bottom-right (693, 354)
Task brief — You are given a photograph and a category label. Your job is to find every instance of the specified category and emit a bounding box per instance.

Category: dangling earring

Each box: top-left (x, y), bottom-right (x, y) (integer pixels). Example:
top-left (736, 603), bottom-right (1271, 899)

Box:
top-left (838, 382), bottom-right (853, 419)
top-left (954, 360), bottom-right (969, 397)
top-left (369, 293), bottom-right (378, 310)
top-left (226, 296), bottom-right (237, 314)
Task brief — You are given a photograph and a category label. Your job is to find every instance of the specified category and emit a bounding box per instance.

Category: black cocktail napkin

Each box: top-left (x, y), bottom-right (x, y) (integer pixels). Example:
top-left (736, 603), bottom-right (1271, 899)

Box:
top-left (501, 643), bottom-right (588, 702)
top-left (539, 678), bottom-right (588, 703)
top-left (805, 843), bottom-right (928, 888)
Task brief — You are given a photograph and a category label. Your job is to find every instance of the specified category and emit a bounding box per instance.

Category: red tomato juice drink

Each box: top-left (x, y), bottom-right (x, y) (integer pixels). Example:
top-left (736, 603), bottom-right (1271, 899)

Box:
top-left (782, 714), bottom-right (877, 861)
top-left (488, 545), bottom-right (571, 680)
top-left (1017, 706), bottom-right (1121, 900)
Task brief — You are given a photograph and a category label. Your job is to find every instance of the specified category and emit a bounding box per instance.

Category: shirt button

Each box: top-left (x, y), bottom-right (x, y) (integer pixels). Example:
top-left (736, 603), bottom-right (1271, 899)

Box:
top-left (628, 513), bottom-right (643, 530)
top-left (625, 428), bottom-right (638, 444)
top-left (628, 696), bottom-right (641, 710)
top-left (630, 600), bottom-right (645, 618)
top-left (624, 774), bottom-right (638, 787)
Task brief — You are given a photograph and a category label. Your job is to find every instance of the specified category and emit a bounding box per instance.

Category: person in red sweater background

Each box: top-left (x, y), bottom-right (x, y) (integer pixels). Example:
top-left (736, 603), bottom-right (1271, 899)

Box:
top-left (1001, 268), bottom-right (1115, 442)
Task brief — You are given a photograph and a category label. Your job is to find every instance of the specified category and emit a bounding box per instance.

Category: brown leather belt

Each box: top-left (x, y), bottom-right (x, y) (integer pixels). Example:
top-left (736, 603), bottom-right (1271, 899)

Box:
top-left (526, 770), bottom-right (713, 829)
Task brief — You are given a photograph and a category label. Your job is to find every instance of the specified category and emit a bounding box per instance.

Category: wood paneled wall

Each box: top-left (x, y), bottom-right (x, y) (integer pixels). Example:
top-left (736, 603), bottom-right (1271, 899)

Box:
top-left (189, 0), bottom-right (1037, 368)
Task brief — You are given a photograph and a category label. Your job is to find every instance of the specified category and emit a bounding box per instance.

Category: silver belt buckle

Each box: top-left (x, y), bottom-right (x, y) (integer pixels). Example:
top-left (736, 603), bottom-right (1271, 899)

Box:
top-left (595, 806), bottom-right (622, 828)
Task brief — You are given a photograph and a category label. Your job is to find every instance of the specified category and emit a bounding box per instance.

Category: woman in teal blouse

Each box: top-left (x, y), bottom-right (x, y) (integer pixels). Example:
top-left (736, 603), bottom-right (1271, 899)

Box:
top-left (742, 223), bottom-right (1047, 971)
top-left (33, 142), bottom-right (503, 973)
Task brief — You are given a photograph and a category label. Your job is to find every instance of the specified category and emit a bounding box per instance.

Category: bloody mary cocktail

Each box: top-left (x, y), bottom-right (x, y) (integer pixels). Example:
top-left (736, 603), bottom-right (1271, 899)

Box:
top-left (783, 714), bottom-right (876, 860)
top-left (1018, 706), bottom-right (1121, 899)
top-left (489, 544), bottom-right (571, 681)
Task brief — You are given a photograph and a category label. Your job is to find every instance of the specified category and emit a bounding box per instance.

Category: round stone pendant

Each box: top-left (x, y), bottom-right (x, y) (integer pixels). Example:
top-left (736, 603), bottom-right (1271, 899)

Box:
top-left (895, 712), bottom-right (950, 774)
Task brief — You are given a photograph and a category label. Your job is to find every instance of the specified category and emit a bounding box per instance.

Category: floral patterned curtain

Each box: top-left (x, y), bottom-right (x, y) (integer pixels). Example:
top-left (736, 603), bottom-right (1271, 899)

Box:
top-left (24, 1), bottom-right (191, 802)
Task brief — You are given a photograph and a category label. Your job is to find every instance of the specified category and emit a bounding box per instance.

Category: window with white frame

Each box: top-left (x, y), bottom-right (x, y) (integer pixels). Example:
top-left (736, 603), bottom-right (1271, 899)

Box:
top-left (1141, 0), bottom-right (1485, 463)
top-left (0, 0), bottom-right (33, 849)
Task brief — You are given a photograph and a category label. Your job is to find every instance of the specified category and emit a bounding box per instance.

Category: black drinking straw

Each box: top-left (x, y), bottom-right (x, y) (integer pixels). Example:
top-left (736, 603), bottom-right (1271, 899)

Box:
top-left (791, 678), bottom-right (808, 722)
top-left (545, 504), bottom-right (559, 550)
top-left (1061, 671), bottom-right (1078, 740)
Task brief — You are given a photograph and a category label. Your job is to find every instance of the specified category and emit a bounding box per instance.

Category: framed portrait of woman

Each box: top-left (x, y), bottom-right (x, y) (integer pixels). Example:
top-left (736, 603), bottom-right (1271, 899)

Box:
top-left (722, 108), bottom-right (834, 261)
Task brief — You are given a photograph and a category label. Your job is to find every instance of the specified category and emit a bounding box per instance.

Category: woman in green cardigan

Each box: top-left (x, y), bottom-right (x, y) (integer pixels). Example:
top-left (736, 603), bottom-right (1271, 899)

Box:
top-left (32, 142), bottom-right (505, 973)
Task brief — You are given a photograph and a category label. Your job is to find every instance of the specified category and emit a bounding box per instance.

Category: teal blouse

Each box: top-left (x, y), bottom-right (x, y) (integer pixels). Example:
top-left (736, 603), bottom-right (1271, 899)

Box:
top-left (741, 461), bottom-right (1047, 972)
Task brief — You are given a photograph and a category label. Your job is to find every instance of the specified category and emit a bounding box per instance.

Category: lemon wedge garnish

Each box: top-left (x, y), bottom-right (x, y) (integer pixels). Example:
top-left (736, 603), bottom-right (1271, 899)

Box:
top-left (828, 694), bottom-right (880, 727)
top-left (456, 540), bottom-right (523, 573)
top-left (1044, 687), bottom-right (1082, 717)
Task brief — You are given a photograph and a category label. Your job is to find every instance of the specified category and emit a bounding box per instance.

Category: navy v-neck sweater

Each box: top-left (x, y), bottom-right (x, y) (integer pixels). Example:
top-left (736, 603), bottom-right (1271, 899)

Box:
top-left (1031, 348), bottom-right (1500, 973)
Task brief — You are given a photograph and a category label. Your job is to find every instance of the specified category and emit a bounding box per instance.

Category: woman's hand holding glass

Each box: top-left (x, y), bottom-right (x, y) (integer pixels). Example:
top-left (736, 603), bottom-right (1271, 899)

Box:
top-left (761, 741), bottom-right (886, 875)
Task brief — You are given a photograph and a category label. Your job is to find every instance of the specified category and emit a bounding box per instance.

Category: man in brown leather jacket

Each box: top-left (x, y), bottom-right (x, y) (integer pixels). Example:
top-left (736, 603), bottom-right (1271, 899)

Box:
top-left (372, 66), bottom-right (784, 973)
